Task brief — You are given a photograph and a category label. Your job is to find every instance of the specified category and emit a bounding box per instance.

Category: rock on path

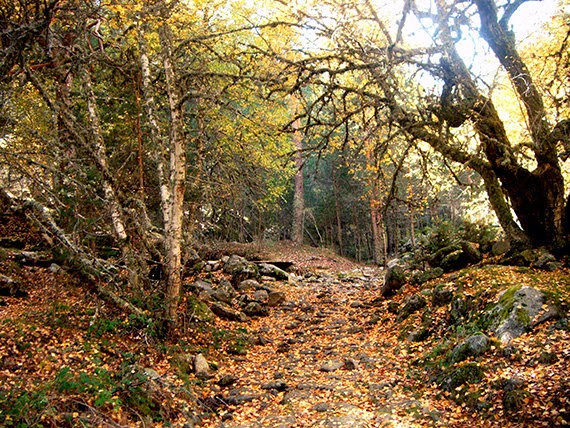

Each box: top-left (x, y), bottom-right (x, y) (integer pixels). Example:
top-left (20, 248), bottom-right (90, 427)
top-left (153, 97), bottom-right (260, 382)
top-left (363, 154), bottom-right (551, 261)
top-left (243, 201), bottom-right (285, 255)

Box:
top-left (199, 268), bottom-right (452, 427)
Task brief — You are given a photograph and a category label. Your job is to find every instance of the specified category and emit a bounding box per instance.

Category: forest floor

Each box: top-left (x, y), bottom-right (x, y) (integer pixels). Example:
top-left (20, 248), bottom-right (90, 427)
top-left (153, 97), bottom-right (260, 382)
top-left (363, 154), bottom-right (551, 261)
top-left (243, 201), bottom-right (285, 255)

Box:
top-left (1, 232), bottom-right (569, 427)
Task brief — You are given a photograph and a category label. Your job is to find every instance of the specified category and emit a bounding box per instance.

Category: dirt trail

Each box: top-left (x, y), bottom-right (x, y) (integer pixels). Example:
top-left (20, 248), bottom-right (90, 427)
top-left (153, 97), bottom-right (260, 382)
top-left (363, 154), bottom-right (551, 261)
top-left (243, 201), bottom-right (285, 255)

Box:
top-left (198, 264), bottom-right (465, 428)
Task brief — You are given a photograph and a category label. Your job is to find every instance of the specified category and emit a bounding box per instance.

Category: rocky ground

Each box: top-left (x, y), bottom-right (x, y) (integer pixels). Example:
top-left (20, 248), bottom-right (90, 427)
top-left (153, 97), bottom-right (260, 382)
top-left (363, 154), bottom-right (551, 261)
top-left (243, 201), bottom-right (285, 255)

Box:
top-left (194, 259), bottom-right (569, 428)
top-left (1, 218), bottom-right (569, 427)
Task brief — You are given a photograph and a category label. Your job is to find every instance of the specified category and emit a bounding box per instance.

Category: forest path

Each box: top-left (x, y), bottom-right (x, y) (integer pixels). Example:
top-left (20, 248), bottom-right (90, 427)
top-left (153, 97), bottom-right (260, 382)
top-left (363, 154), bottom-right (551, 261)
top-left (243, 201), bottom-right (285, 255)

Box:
top-left (199, 260), bottom-right (461, 428)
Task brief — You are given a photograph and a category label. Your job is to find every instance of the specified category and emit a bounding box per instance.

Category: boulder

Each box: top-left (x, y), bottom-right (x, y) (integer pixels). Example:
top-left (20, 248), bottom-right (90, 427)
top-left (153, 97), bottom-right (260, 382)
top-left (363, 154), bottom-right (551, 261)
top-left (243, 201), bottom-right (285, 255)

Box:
top-left (532, 251), bottom-right (562, 271)
top-left (380, 264), bottom-right (406, 297)
top-left (432, 285), bottom-right (454, 307)
top-left (386, 301), bottom-right (400, 314)
top-left (396, 294), bottom-right (427, 321)
top-left (217, 374), bottom-right (238, 387)
top-left (0, 274), bottom-right (19, 297)
top-left (492, 240), bottom-right (511, 256)
top-left (243, 301), bottom-right (269, 317)
top-left (440, 249), bottom-right (470, 272)
top-left (502, 377), bottom-right (529, 416)
top-left (343, 358), bottom-right (358, 370)
top-left (407, 328), bottom-right (431, 342)
top-left (187, 295), bottom-right (215, 323)
top-left (237, 279), bottom-right (260, 292)
top-left (486, 285), bottom-right (559, 343)
top-left (501, 249), bottom-right (540, 267)
top-left (211, 279), bottom-right (236, 304)
top-left (438, 362), bottom-right (484, 393)
top-left (429, 244), bottom-right (461, 268)
top-left (261, 381), bottom-right (288, 391)
top-left (210, 303), bottom-right (248, 322)
top-left (253, 289), bottom-right (269, 303)
top-left (223, 255), bottom-right (259, 285)
top-left (194, 354), bottom-right (212, 380)
top-left (449, 294), bottom-right (473, 325)
top-left (411, 268), bottom-right (444, 285)
top-left (268, 291), bottom-right (286, 307)
top-left (257, 263), bottom-right (289, 281)
top-left (461, 241), bottom-right (482, 264)
top-left (320, 359), bottom-right (344, 372)
top-left (450, 333), bottom-right (491, 363)
top-left (191, 280), bottom-right (214, 296)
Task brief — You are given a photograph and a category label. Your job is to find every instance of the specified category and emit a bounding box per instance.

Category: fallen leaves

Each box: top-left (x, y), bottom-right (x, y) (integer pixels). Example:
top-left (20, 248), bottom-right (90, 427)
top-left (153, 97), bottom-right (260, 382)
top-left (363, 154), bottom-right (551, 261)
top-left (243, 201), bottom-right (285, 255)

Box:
top-left (1, 241), bottom-right (569, 427)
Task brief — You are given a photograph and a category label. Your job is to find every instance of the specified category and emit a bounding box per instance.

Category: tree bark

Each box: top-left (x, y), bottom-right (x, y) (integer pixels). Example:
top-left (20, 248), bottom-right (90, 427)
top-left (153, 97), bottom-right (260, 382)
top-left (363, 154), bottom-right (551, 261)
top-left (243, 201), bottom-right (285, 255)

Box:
top-left (139, 26), bottom-right (171, 230)
top-left (159, 24), bottom-right (186, 326)
top-left (331, 160), bottom-right (344, 256)
top-left (291, 97), bottom-right (305, 245)
top-left (429, 0), bottom-right (565, 249)
top-left (473, 0), bottom-right (565, 249)
top-left (83, 71), bottom-right (129, 243)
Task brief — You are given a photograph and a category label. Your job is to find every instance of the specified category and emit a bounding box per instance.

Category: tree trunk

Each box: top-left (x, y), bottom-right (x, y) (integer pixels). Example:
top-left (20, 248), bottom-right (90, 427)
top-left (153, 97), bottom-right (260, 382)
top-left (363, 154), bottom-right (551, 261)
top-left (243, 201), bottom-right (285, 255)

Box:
top-left (472, 0), bottom-right (565, 249)
top-left (83, 70), bottom-right (151, 293)
top-left (409, 204), bottom-right (416, 250)
top-left (160, 25), bottom-right (186, 327)
top-left (139, 25), bottom-right (171, 230)
top-left (331, 160), bottom-right (344, 256)
top-left (431, 0), bottom-right (565, 250)
top-left (83, 72), bottom-right (128, 243)
top-left (291, 98), bottom-right (305, 245)
top-left (369, 196), bottom-right (384, 265)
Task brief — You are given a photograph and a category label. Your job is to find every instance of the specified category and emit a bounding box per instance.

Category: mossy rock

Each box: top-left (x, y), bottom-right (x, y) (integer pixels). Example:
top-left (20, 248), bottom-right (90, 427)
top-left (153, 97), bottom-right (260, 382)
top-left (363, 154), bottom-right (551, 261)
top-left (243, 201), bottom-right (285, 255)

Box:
top-left (387, 301), bottom-right (400, 314)
top-left (381, 265), bottom-right (407, 297)
top-left (449, 294), bottom-right (473, 325)
top-left (407, 328), bottom-right (431, 342)
top-left (486, 285), bottom-right (558, 343)
top-left (432, 284), bottom-right (454, 307)
top-left (224, 254), bottom-right (260, 285)
top-left (449, 333), bottom-right (490, 363)
top-left (428, 244), bottom-right (462, 268)
top-left (411, 267), bottom-right (444, 285)
top-left (170, 354), bottom-right (194, 376)
top-left (397, 294), bottom-right (427, 322)
top-left (438, 362), bottom-right (484, 392)
top-left (500, 249), bottom-right (540, 267)
top-left (440, 249), bottom-right (471, 273)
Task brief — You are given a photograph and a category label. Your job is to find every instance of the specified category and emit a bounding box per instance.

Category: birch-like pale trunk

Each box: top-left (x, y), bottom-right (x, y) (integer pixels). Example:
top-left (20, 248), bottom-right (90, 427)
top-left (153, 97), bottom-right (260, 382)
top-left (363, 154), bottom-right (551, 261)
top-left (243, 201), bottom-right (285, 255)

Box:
top-left (292, 119), bottom-right (305, 245)
top-left (159, 25), bottom-right (186, 325)
top-left (138, 27), bottom-right (171, 229)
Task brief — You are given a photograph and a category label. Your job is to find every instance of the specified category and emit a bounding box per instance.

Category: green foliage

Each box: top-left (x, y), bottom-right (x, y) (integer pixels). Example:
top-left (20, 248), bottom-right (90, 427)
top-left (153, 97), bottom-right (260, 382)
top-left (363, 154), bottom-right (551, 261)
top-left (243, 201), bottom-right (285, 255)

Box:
top-left (421, 219), bottom-right (498, 255)
top-left (87, 317), bottom-right (122, 337)
top-left (460, 221), bottom-right (498, 250)
top-left (0, 386), bottom-right (49, 427)
top-left (424, 221), bottom-right (458, 253)
top-left (55, 366), bottom-right (122, 408)
top-left (503, 388), bottom-right (531, 415)
top-left (0, 361), bottom-right (169, 426)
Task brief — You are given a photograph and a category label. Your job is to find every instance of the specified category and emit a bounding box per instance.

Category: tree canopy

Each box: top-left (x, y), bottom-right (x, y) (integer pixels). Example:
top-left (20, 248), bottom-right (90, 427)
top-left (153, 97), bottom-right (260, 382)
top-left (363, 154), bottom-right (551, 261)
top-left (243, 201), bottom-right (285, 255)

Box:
top-left (1, 0), bottom-right (569, 325)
